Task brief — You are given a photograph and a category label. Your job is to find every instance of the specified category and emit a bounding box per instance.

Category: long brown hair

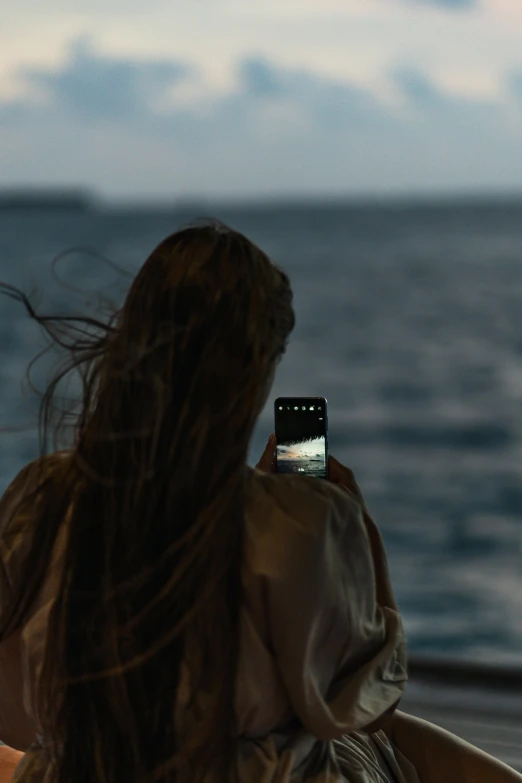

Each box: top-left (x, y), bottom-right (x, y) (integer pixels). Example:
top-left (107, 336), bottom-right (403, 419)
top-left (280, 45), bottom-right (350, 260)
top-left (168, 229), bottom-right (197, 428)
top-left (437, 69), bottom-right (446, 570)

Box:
top-left (0, 223), bottom-right (295, 783)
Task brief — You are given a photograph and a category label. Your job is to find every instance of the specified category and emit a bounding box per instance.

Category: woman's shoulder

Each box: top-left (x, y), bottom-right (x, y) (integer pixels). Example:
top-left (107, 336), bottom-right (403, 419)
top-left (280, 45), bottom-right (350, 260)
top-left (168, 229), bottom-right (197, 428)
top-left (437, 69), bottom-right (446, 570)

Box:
top-left (0, 451), bottom-right (71, 535)
top-left (1, 450), bottom-right (70, 496)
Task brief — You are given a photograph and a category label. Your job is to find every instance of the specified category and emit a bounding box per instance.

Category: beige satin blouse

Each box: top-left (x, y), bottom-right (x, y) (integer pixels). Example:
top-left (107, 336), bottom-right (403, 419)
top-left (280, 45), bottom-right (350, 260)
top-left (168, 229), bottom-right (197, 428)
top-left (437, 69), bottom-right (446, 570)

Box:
top-left (0, 456), bottom-right (419, 783)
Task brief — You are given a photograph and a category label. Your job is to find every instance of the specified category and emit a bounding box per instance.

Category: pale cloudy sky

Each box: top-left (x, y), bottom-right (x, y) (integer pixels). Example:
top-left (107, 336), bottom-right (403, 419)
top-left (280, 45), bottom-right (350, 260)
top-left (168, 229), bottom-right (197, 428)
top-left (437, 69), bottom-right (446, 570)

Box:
top-left (1, 0), bottom-right (522, 200)
top-left (277, 436), bottom-right (326, 461)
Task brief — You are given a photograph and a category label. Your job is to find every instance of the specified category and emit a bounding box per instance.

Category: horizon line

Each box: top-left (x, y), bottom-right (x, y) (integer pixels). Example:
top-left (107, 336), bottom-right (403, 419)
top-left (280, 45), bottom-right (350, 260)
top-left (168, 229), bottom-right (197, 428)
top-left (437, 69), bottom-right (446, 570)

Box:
top-left (2, 186), bottom-right (522, 211)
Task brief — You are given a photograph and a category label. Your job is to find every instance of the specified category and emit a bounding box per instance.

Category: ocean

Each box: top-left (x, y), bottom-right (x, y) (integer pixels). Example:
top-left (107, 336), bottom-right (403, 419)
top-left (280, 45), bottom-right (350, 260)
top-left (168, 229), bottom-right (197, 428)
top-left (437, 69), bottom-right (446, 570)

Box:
top-left (275, 459), bottom-right (327, 478)
top-left (1, 199), bottom-right (522, 666)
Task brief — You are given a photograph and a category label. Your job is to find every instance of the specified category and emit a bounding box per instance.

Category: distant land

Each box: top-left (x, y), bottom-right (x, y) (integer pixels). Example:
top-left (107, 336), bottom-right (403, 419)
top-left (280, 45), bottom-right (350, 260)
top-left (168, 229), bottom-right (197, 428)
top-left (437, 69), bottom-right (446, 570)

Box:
top-left (1, 188), bottom-right (522, 213)
top-left (107, 191), bottom-right (522, 212)
top-left (0, 188), bottom-right (98, 212)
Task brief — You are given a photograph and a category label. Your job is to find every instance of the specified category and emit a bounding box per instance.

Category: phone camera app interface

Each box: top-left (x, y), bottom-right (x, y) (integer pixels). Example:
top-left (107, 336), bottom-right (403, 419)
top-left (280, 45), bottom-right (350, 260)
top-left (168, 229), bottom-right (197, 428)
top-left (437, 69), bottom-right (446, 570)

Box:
top-left (276, 401), bottom-right (327, 479)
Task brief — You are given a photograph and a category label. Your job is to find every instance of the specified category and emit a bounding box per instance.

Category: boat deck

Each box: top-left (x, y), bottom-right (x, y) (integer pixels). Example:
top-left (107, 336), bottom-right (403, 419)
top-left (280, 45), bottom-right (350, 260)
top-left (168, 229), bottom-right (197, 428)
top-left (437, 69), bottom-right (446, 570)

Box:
top-left (402, 658), bottom-right (522, 772)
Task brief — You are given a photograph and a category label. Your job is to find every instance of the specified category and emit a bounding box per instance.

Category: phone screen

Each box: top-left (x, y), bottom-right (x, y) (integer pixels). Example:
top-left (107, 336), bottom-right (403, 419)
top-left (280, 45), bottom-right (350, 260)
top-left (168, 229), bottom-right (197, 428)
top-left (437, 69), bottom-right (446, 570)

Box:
top-left (274, 397), bottom-right (328, 479)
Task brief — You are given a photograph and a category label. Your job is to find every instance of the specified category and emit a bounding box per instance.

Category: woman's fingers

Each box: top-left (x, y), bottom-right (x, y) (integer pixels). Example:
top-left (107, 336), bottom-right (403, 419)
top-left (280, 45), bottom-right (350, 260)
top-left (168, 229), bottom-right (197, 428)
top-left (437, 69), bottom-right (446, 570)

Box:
top-left (328, 455), bottom-right (354, 484)
top-left (328, 455), bottom-right (373, 515)
top-left (256, 434), bottom-right (277, 473)
top-left (328, 456), bottom-right (362, 500)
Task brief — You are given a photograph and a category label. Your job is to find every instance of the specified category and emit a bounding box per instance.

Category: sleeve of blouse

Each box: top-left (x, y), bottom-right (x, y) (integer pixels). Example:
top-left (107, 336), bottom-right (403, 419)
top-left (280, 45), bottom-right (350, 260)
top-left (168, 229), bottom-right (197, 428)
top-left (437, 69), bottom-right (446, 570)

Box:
top-left (260, 479), bottom-right (408, 741)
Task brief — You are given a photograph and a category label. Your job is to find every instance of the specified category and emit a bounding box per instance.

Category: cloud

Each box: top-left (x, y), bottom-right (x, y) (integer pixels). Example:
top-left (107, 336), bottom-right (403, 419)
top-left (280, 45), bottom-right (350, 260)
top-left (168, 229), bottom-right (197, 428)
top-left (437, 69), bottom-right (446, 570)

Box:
top-left (510, 71), bottom-right (522, 100)
top-left (393, 65), bottom-right (510, 130)
top-left (409, 0), bottom-right (476, 8)
top-left (0, 39), bottom-right (521, 199)
top-left (393, 68), bottom-right (445, 106)
top-left (18, 36), bottom-right (191, 121)
top-left (240, 59), bottom-right (284, 99)
top-left (235, 56), bottom-right (386, 130)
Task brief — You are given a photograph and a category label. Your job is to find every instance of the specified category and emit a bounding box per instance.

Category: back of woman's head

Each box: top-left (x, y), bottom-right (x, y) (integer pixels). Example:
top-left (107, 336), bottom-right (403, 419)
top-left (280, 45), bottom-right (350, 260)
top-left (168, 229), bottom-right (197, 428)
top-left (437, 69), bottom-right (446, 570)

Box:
top-left (1, 223), bottom-right (295, 783)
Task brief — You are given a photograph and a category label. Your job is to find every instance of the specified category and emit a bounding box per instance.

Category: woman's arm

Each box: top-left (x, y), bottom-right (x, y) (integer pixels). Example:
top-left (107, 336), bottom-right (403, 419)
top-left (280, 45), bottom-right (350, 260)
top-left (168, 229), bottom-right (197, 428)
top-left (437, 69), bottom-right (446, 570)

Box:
top-left (0, 744), bottom-right (24, 783)
top-left (386, 710), bottom-right (522, 783)
top-left (250, 446), bottom-right (407, 739)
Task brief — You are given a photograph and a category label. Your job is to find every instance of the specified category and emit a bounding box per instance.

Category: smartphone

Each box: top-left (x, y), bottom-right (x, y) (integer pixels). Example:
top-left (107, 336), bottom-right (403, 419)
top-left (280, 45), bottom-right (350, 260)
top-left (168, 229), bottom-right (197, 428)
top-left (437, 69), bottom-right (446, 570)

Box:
top-left (274, 397), bottom-right (329, 479)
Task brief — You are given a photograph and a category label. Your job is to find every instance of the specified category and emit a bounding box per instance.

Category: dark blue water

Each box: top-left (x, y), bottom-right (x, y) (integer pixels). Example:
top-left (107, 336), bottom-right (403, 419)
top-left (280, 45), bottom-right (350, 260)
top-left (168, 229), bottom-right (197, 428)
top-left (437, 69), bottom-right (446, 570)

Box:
top-left (1, 201), bottom-right (522, 665)
top-left (275, 459), bottom-right (327, 478)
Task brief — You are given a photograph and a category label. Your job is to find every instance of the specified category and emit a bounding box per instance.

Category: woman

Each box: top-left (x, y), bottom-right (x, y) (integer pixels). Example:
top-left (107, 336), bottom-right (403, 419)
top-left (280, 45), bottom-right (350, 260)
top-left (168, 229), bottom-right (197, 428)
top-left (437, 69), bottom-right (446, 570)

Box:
top-left (0, 223), bottom-right (520, 783)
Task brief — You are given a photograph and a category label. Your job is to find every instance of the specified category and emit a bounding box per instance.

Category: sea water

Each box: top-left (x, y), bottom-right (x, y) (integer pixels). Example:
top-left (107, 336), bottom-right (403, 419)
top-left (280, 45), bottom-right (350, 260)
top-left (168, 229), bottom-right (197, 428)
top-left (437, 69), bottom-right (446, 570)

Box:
top-left (1, 199), bottom-right (522, 665)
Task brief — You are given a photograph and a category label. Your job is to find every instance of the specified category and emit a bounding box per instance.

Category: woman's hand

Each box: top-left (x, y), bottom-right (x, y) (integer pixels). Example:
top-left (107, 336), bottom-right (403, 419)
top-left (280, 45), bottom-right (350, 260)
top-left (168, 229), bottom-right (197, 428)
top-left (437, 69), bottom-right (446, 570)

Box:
top-left (256, 434), bottom-right (276, 473)
top-left (327, 455), bottom-right (368, 512)
top-left (256, 441), bottom-right (371, 507)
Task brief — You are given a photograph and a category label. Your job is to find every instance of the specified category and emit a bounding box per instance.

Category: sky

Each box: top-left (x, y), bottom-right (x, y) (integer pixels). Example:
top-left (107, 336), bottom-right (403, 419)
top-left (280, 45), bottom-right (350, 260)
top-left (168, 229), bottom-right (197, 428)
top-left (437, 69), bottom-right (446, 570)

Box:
top-left (1, 0), bottom-right (522, 201)
top-left (277, 436), bottom-right (326, 461)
